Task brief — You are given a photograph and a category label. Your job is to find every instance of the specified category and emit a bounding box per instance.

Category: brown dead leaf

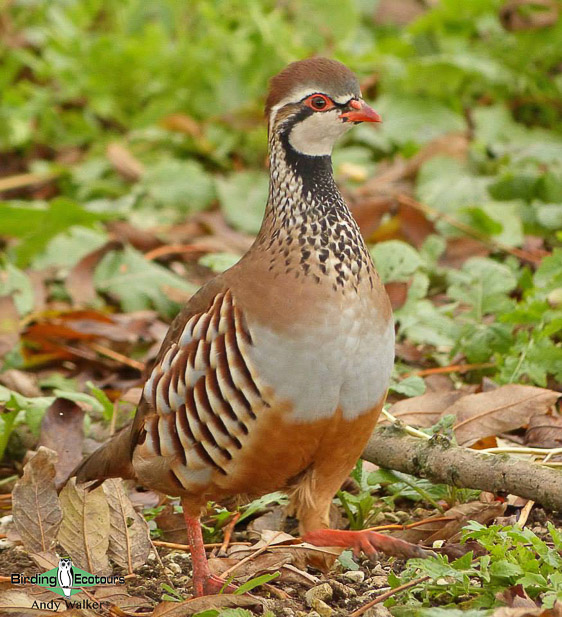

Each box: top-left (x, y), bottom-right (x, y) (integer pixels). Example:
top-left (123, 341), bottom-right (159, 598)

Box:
top-left (26, 551), bottom-right (60, 577)
top-left (247, 504), bottom-right (287, 534)
top-left (93, 585), bottom-right (152, 611)
top-left (500, 0), bottom-right (559, 31)
top-left (384, 391), bottom-right (465, 428)
top-left (58, 479), bottom-right (111, 575)
top-left (155, 504), bottom-right (187, 544)
top-left (0, 589), bottom-right (65, 615)
top-left (441, 236), bottom-right (490, 268)
top-left (0, 295), bottom-right (20, 358)
top-left (102, 478), bottom-right (151, 573)
top-left (278, 562), bottom-right (320, 587)
top-left (12, 447), bottom-right (63, 554)
top-left (398, 200), bottom-right (435, 248)
top-left (525, 413), bottom-right (562, 448)
top-left (66, 241), bottom-right (122, 306)
top-left (0, 369), bottom-right (41, 397)
top-left (385, 385), bottom-right (560, 447)
top-left (38, 398), bottom-right (84, 488)
top-left (106, 143), bottom-right (145, 181)
top-left (496, 584), bottom-right (537, 609)
top-left (452, 385), bottom-right (560, 446)
top-left (209, 552), bottom-right (292, 582)
top-left (160, 113), bottom-right (202, 138)
top-left (152, 594), bottom-right (262, 617)
top-left (385, 281), bottom-right (409, 310)
top-left (396, 500), bottom-right (505, 545)
top-left (491, 601), bottom-right (562, 617)
top-left (106, 220), bottom-right (161, 252)
top-left (374, 0), bottom-right (427, 26)
top-left (229, 530), bottom-right (342, 572)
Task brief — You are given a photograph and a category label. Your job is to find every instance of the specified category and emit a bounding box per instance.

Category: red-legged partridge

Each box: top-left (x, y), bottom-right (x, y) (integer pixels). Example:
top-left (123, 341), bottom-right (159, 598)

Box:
top-left (74, 57), bottom-right (429, 597)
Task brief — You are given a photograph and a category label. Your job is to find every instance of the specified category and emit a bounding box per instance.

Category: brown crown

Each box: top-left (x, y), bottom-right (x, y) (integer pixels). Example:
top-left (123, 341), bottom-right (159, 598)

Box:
top-left (265, 57), bottom-right (361, 116)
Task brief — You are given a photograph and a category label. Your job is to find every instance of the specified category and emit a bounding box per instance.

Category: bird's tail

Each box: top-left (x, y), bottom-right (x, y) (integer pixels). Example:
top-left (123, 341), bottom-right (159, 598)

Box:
top-left (72, 425), bottom-right (135, 487)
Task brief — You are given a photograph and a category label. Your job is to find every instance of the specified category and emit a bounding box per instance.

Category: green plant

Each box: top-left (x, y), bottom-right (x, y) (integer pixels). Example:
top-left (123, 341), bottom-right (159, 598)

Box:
top-left (388, 522), bottom-right (562, 613)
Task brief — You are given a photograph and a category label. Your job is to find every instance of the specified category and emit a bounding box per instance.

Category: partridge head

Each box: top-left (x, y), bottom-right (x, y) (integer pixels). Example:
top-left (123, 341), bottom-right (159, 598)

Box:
top-left (72, 58), bottom-right (429, 598)
top-left (265, 57), bottom-right (381, 157)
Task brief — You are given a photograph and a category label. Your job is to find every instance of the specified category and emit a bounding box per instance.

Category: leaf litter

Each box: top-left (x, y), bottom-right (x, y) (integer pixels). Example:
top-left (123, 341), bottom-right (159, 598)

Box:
top-left (2, 1), bottom-right (562, 615)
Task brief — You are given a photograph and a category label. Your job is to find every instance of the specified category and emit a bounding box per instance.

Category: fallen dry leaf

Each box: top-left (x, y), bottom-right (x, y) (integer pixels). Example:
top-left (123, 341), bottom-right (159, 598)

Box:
top-left (38, 398), bottom-right (84, 488)
top-left (384, 385), bottom-right (560, 447)
top-left (152, 594), bottom-right (263, 617)
top-left (452, 385), bottom-right (560, 446)
top-left (12, 447), bottom-right (62, 554)
top-left (524, 413), bottom-right (562, 448)
top-left (93, 585), bottom-right (152, 612)
top-left (154, 504), bottom-right (188, 544)
top-left (102, 478), bottom-right (151, 573)
top-left (491, 601), bottom-right (562, 617)
top-left (500, 0), bottom-right (559, 31)
top-left (58, 478), bottom-right (111, 575)
top-left (496, 584), bottom-right (537, 610)
top-left (66, 241), bottom-right (122, 306)
top-left (209, 551), bottom-right (292, 582)
top-left (229, 529), bottom-right (342, 572)
top-left (0, 295), bottom-right (20, 358)
top-left (384, 391), bottom-right (465, 427)
top-left (0, 589), bottom-right (62, 616)
top-left (106, 142), bottom-right (145, 181)
top-left (0, 369), bottom-right (41, 397)
top-left (395, 500), bottom-right (505, 546)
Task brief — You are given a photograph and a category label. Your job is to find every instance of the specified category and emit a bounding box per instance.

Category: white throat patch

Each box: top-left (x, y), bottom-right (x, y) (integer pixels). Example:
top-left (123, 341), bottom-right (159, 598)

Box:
top-left (288, 110), bottom-right (352, 156)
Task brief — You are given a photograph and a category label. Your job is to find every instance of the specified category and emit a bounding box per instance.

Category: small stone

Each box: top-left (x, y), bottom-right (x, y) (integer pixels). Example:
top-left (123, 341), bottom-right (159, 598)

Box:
top-left (343, 570), bottom-right (365, 583)
top-left (371, 564), bottom-right (385, 576)
top-left (330, 579), bottom-right (356, 598)
top-left (309, 601), bottom-right (333, 617)
top-left (308, 612), bottom-right (321, 617)
top-left (163, 564), bottom-right (181, 576)
top-left (305, 583), bottom-right (333, 606)
top-left (363, 606), bottom-right (392, 617)
top-left (367, 575), bottom-right (388, 588)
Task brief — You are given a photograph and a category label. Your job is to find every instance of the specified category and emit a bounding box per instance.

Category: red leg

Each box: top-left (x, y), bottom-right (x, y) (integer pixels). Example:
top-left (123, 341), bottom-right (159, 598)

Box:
top-left (302, 528), bottom-right (432, 560)
top-left (182, 504), bottom-right (237, 596)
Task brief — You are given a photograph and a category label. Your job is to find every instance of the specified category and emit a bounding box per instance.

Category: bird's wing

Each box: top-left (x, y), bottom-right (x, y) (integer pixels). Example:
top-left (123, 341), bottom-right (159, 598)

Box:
top-left (132, 280), bottom-right (272, 496)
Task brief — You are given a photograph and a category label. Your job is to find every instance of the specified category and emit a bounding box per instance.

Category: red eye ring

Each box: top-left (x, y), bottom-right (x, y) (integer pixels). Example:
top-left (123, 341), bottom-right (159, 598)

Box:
top-left (304, 94), bottom-right (334, 112)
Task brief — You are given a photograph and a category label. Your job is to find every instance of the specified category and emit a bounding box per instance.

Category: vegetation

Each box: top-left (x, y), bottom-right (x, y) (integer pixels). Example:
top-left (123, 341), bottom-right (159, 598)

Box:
top-left (1, 0), bottom-right (562, 615)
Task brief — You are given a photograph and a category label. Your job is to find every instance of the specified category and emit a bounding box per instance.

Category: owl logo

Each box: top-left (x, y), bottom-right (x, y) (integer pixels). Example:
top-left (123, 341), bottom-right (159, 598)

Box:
top-left (57, 558), bottom-right (73, 598)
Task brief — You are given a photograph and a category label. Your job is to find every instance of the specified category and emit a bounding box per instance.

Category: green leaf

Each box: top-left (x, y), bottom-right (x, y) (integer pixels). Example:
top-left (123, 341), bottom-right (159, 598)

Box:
top-left (0, 260), bottom-right (34, 315)
top-left (233, 572), bottom-right (280, 595)
top-left (371, 240), bottom-right (422, 283)
top-left (356, 94), bottom-right (465, 152)
top-left (141, 159), bottom-right (215, 212)
top-left (94, 246), bottom-right (197, 317)
top-left (238, 491), bottom-right (288, 523)
top-left (535, 203), bottom-right (562, 230)
top-left (33, 226), bottom-right (108, 269)
top-left (216, 171), bottom-right (268, 235)
top-left (447, 257), bottom-right (517, 319)
top-left (416, 157), bottom-right (491, 213)
top-left (389, 376), bottom-right (426, 397)
top-left (0, 198), bottom-right (111, 267)
top-left (199, 252), bottom-right (241, 274)
top-left (86, 382), bottom-right (114, 422)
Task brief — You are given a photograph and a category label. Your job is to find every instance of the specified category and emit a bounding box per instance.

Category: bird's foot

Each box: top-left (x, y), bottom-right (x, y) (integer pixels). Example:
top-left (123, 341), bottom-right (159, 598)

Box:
top-left (193, 573), bottom-right (238, 597)
top-left (302, 528), bottom-right (432, 560)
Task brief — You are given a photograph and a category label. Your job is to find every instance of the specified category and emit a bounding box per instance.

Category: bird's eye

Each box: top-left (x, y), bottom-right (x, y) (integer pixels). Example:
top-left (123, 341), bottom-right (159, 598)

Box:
top-left (305, 94), bottom-right (333, 111)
